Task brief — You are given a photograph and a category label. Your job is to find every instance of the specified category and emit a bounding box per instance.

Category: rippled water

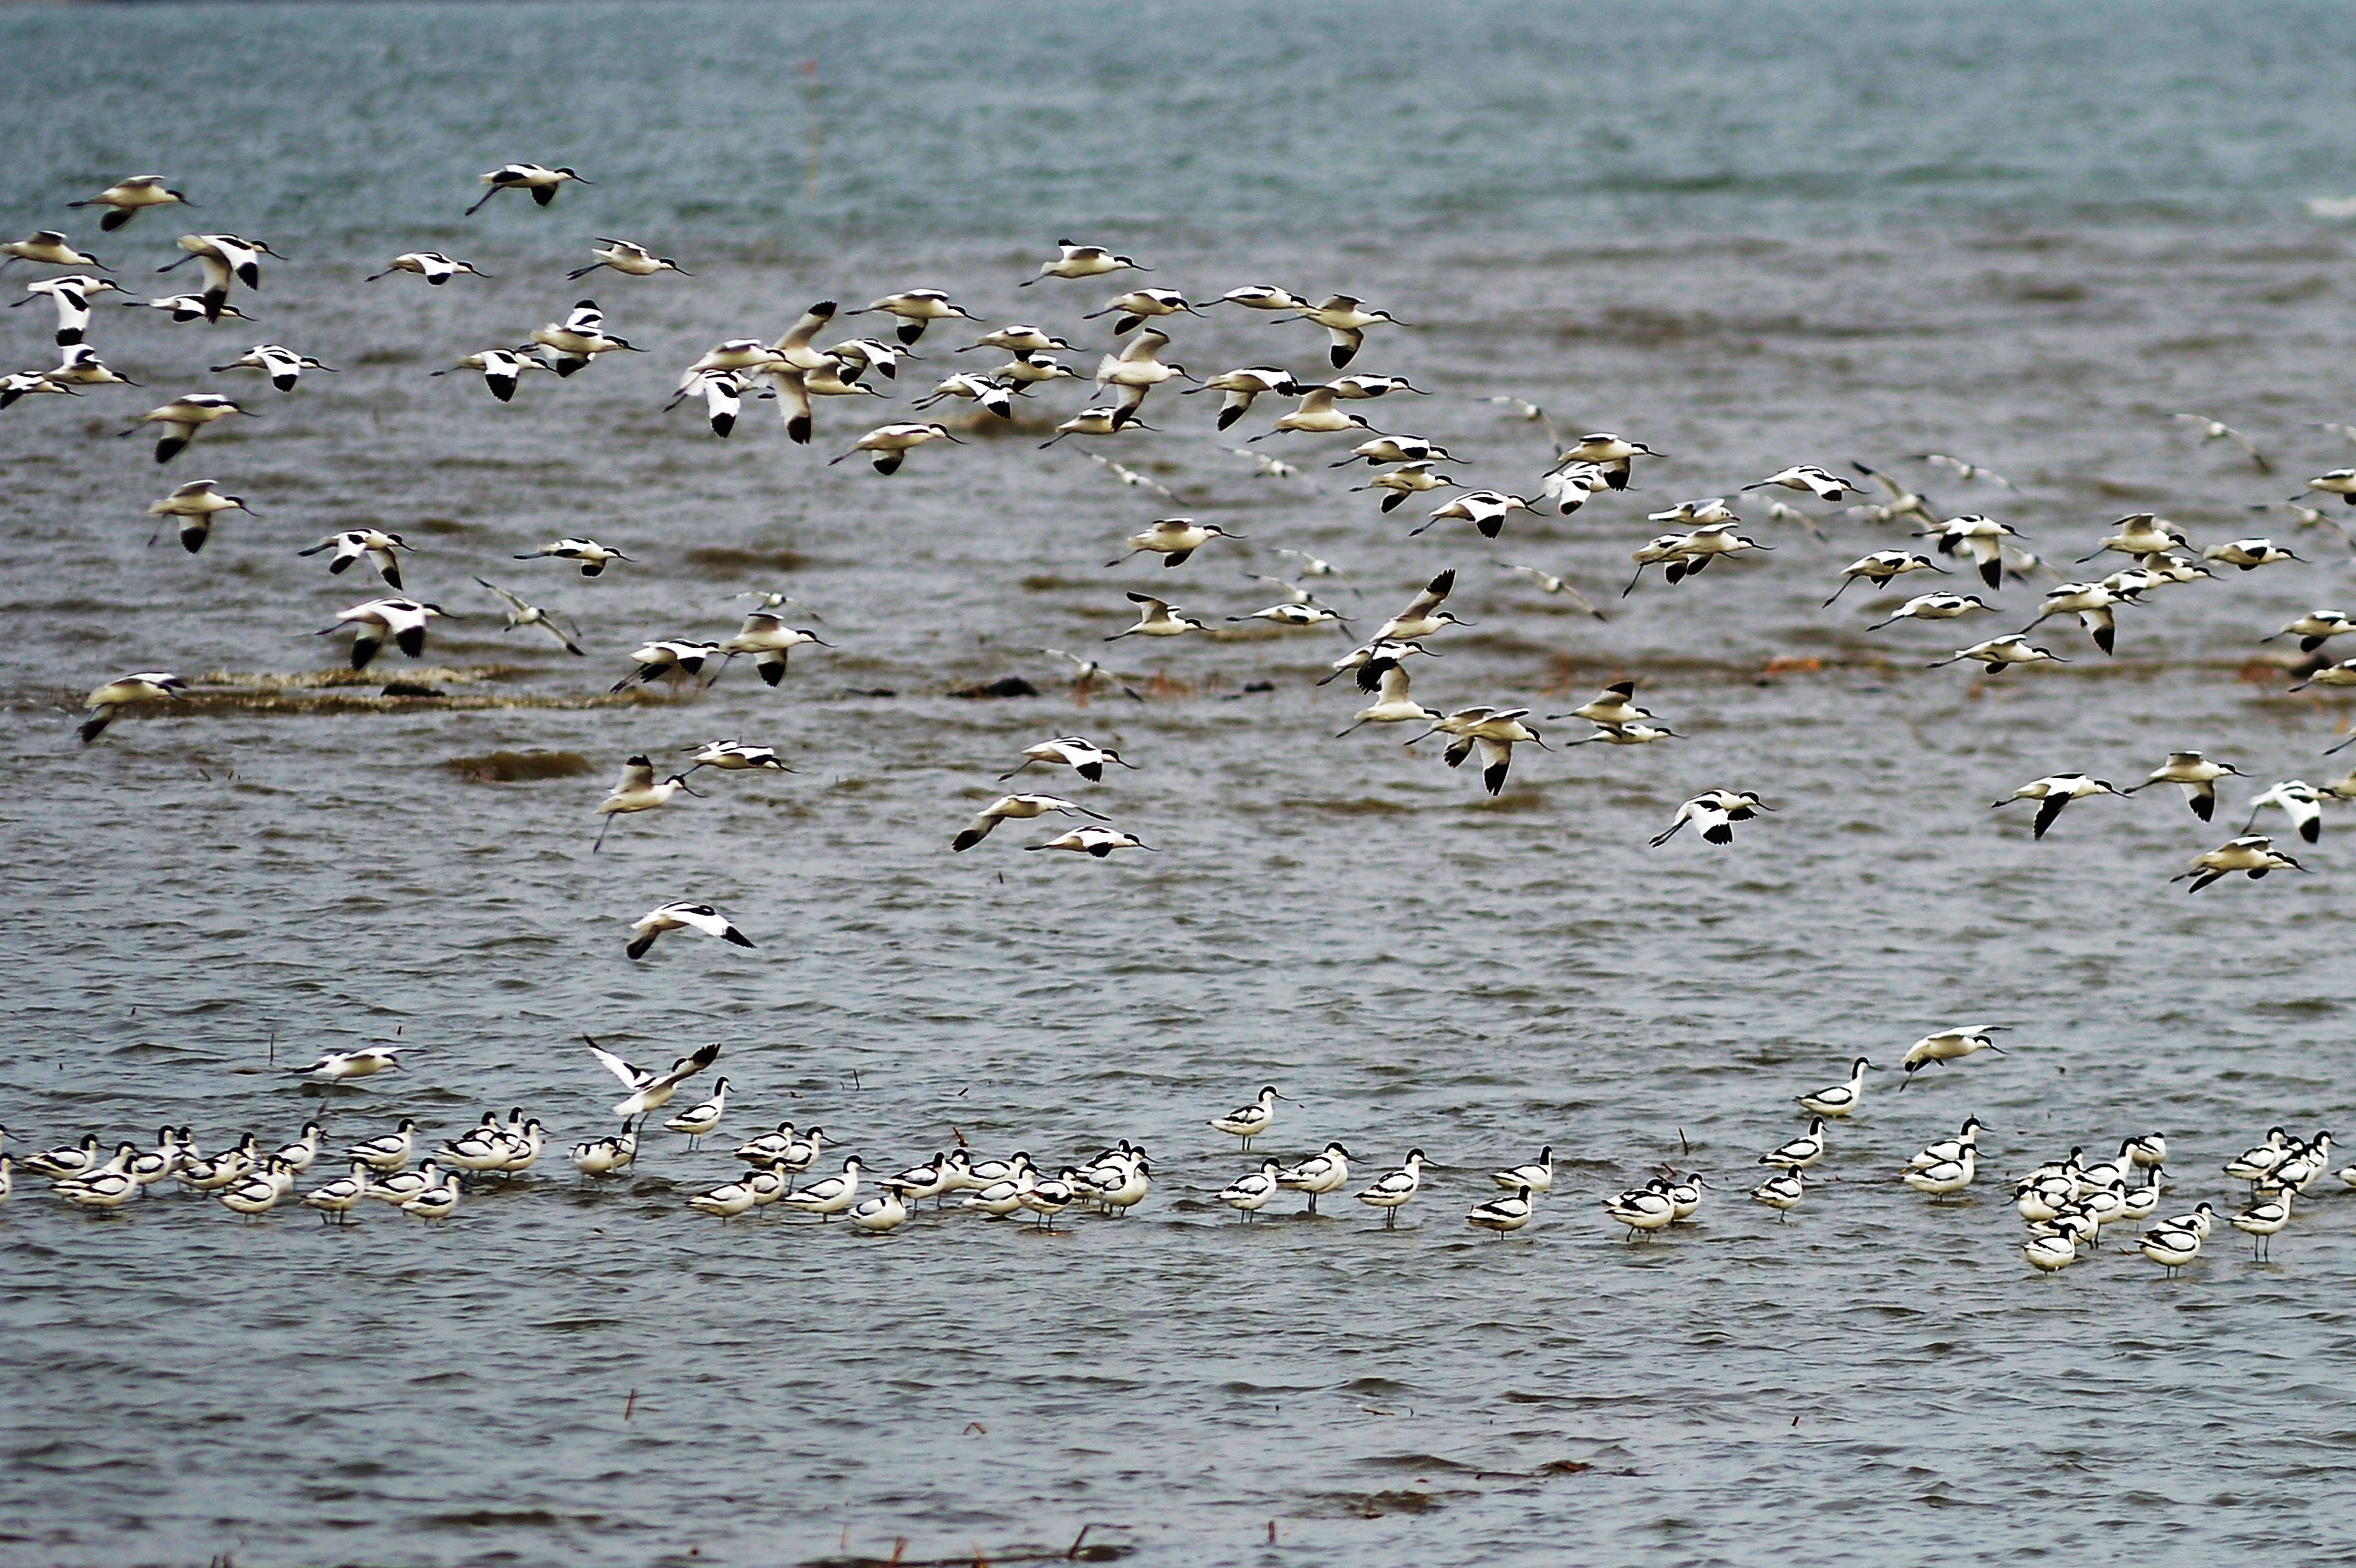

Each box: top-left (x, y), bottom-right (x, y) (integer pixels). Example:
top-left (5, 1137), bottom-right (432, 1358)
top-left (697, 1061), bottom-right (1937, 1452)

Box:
top-left (7, 3), bottom-right (2356, 1565)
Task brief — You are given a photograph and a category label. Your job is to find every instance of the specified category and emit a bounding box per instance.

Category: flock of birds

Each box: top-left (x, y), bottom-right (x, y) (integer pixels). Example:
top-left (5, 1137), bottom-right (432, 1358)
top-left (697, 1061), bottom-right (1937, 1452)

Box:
top-left (14, 165), bottom-right (2356, 1271)
top-left (4, 1032), bottom-right (2349, 1270)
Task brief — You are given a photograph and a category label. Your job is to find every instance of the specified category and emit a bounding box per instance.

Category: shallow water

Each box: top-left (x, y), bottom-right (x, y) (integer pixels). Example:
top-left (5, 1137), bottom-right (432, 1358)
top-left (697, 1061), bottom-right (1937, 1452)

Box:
top-left (6, 3), bottom-right (2356, 1566)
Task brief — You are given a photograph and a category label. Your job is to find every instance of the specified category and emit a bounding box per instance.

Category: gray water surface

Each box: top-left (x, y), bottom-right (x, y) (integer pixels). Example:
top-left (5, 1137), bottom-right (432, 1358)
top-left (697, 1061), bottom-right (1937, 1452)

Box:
top-left (5, 4), bottom-right (2356, 1566)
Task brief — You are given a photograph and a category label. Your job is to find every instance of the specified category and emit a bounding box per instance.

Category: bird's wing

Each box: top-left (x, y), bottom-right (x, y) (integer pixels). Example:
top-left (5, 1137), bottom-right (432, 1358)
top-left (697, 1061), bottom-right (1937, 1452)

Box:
top-left (588, 1043), bottom-right (650, 1089)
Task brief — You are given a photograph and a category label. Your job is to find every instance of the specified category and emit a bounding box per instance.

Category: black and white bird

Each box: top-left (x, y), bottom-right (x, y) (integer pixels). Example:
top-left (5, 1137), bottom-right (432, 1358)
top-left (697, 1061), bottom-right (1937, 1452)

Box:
top-left (133, 293), bottom-right (256, 325)
top-left (473, 577), bottom-right (585, 655)
top-left (1493, 561), bottom-right (1606, 618)
top-left (2122, 752), bottom-right (2244, 821)
top-left (1025, 825), bottom-right (1156, 857)
top-left (2076, 513), bottom-right (2189, 563)
top-left (69, 174), bottom-right (190, 231)
top-left (1797, 1057), bottom-right (1875, 1118)
top-left (568, 239), bottom-right (689, 280)
top-left (148, 480), bottom-right (256, 554)
top-left (0, 230), bottom-right (108, 271)
top-left (1041, 405), bottom-right (1155, 447)
top-left (16, 274), bottom-right (122, 344)
top-left (2171, 835), bottom-right (2307, 893)
top-left (434, 348), bottom-right (553, 403)
top-left (1898, 1025), bottom-right (2008, 1086)
top-left (1083, 286), bottom-right (1200, 334)
top-left (1468, 1186), bottom-right (1536, 1234)
top-left (951, 794), bottom-right (1109, 851)
top-left (910, 371), bottom-right (1015, 419)
top-left (366, 251), bottom-right (490, 285)
top-left (1000, 736), bottom-right (1136, 784)
top-left (584, 1037), bottom-right (722, 1117)
top-left (531, 300), bottom-right (640, 376)
top-left (680, 739), bottom-right (795, 777)
top-left (209, 343), bottom-right (336, 392)
top-left (2288, 658), bottom-right (2356, 695)
top-left (959, 323), bottom-right (1077, 354)
top-left (158, 232), bottom-right (287, 319)
top-left (1744, 465), bottom-right (1864, 502)
top-left (845, 289), bottom-right (976, 345)
top-left (318, 598), bottom-right (447, 670)
top-left (1409, 706), bottom-right (1549, 795)
top-left (1334, 659), bottom-right (1438, 737)
top-left (1413, 490), bottom-right (1534, 540)
top-left (1288, 294), bottom-right (1407, 367)
top-left (1332, 435), bottom-right (1453, 468)
top-left (299, 529), bottom-right (411, 587)
top-left (1374, 569), bottom-right (1470, 641)
top-left (122, 393), bottom-right (255, 463)
top-left (2172, 413), bottom-right (2270, 471)
top-left (1206, 283), bottom-right (1307, 313)
top-left (1649, 789), bottom-right (1772, 847)
top-left (593, 755), bottom-right (704, 851)
top-left (1864, 591), bottom-right (1991, 630)
top-left (2016, 581), bottom-right (2134, 654)
top-left (1926, 635), bottom-right (2067, 674)
top-left (2244, 780), bottom-right (2324, 844)
top-left (2263, 610), bottom-right (2356, 653)
top-left (2203, 537), bottom-right (2303, 572)
top-left (0, 370), bottom-right (78, 409)
top-left (1253, 384), bottom-right (1378, 439)
top-left (625, 902), bottom-right (755, 961)
top-left (288, 1046), bottom-right (404, 1083)
top-left (517, 537), bottom-right (633, 577)
top-left (1990, 774), bottom-right (2122, 838)
top-left (1276, 1142), bottom-right (1352, 1213)
top-left (1187, 366), bottom-right (1303, 430)
top-left (1023, 240), bottom-right (1147, 286)
top-left (1106, 591), bottom-right (1208, 640)
top-left (1210, 1087), bottom-right (1289, 1149)
top-left (829, 421), bottom-right (961, 475)
top-left (2298, 468), bottom-right (2356, 507)
top-left (465, 163), bottom-right (591, 215)
top-left (1919, 513), bottom-right (2022, 589)
top-left (1353, 462), bottom-right (1460, 512)
top-left (1094, 327), bottom-right (1193, 425)
top-left (719, 612), bottom-right (829, 686)
top-left (1355, 1150), bottom-right (1425, 1226)
top-left (77, 672), bottom-right (187, 743)
top-left (1107, 517), bottom-right (1243, 569)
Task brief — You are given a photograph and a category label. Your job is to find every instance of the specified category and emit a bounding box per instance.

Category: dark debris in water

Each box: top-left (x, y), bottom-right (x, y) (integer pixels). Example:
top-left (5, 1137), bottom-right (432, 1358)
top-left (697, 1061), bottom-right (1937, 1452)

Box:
top-left (444, 750), bottom-right (597, 783)
top-left (949, 676), bottom-right (1040, 700)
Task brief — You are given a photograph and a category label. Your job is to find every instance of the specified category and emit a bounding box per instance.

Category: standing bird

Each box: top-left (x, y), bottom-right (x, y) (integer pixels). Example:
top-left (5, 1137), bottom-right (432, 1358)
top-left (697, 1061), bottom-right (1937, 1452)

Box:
top-left (624, 902), bottom-right (755, 961)
top-left (76, 672), bottom-right (187, 744)
top-left (69, 175), bottom-right (191, 232)
top-left (592, 755), bottom-right (705, 852)
top-left (1797, 1057), bottom-right (1875, 1118)
top-left (1355, 1150), bottom-right (1425, 1227)
top-left (1990, 774), bottom-right (2122, 839)
top-left (465, 163), bottom-right (592, 215)
top-left (1210, 1087), bottom-right (1290, 1150)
